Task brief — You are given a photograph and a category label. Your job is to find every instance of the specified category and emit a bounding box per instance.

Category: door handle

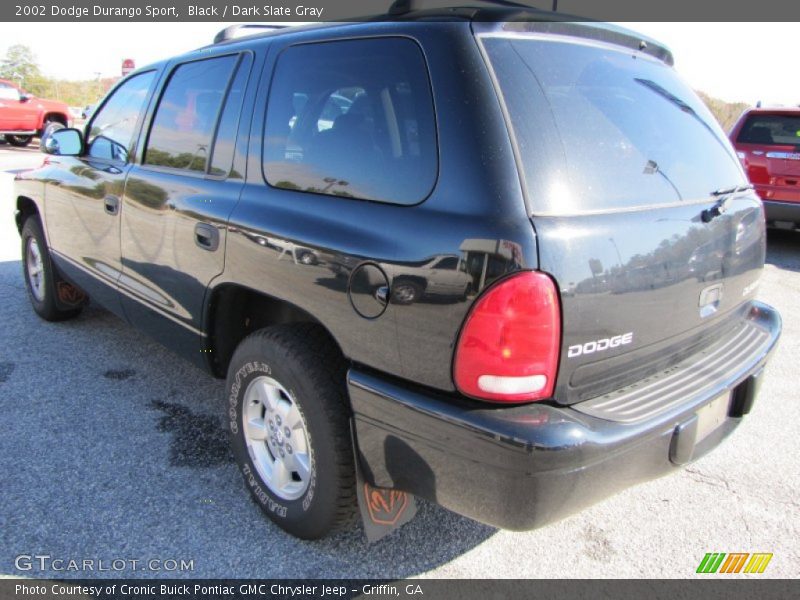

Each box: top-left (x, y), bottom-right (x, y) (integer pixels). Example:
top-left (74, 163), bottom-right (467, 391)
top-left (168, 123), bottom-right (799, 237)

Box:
top-left (104, 195), bottom-right (119, 215)
top-left (194, 223), bottom-right (219, 251)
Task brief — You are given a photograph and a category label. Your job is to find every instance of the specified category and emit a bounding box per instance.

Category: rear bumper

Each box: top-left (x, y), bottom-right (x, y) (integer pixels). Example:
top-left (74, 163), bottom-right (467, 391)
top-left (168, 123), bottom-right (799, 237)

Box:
top-left (762, 199), bottom-right (800, 226)
top-left (349, 302), bottom-right (781, 530)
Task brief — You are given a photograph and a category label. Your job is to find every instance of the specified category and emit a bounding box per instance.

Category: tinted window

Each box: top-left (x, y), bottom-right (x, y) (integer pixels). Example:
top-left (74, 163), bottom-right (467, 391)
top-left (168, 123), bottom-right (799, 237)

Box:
top-left (144, 55), bottom-right (237, 172)
top-left (737, 114), bottom-right (800, 146)
top-left (483, 37), bottom-right (744, 214)
top-left (209, 54), bottom-right (253, 177)
top-left (263, 38), bottom-right (437, 205)
top-left (87, 71), bottom-right (155, 162)
top-left (435, 256), bottom-right (459, 270)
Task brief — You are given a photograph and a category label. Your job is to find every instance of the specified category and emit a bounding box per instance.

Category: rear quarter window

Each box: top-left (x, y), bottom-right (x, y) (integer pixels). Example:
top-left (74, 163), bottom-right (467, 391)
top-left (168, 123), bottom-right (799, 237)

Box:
top-left (263, 37), bottom-right (438, 205)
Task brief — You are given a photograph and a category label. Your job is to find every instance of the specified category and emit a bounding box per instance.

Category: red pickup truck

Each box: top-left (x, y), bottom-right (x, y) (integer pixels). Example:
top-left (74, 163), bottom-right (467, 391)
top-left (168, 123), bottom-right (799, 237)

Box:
top-left (0, 78), bottom-right (71, 147)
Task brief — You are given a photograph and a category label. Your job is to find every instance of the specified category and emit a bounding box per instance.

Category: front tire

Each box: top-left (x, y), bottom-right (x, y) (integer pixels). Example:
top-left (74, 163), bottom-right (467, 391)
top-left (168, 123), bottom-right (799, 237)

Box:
top-left (21, 217), bottom-right (82, 321)
top-left (226, 325), bottom-right (357, 539)
top-left (391, 280), bottom-right (423, 305)
top-left (40, 119), bottom-right (64, 145)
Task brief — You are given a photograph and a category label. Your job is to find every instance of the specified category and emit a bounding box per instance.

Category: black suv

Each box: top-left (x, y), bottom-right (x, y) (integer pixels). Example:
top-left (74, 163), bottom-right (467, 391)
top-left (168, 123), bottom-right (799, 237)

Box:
top-left (14, 5), bottom-right (781, 539)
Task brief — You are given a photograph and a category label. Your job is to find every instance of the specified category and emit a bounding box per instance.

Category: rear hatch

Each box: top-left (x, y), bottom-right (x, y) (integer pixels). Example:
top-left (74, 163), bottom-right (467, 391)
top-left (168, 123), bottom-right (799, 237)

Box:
top-left (732, 111), bottom-right (800, 203)
top-left (478, 23), bottom-right (766, 405)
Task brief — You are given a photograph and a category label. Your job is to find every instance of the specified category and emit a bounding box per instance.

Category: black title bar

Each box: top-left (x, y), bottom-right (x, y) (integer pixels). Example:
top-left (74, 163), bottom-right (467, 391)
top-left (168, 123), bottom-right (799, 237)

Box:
top-left (3, 0), bottom-right (800, 22)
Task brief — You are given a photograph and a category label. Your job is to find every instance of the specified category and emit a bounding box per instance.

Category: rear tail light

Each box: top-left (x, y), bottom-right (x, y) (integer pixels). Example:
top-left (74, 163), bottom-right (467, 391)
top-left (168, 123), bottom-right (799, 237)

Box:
top-left (453, 271), bottom-right (561, 403)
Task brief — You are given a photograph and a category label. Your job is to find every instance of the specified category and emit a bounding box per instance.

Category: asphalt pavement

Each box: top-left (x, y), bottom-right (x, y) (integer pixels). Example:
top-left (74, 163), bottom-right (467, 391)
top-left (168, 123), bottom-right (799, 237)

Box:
top-left (0, 142), bottom-right (797, 578)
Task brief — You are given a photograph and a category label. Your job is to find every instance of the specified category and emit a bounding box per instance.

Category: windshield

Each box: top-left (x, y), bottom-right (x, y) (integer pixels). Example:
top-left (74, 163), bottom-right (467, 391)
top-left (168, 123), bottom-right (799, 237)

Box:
top-left (481, 36), bottom-right (745, 214)
top-left (737, 114), bottom-right (800, 146)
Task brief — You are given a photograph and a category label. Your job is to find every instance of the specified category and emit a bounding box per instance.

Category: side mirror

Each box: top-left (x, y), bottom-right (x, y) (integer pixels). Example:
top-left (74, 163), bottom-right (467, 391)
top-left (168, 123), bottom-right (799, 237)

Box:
top-left (43, 128), bottom-right (83, 156)
top-left (19, 93), bottom-right (31, 103)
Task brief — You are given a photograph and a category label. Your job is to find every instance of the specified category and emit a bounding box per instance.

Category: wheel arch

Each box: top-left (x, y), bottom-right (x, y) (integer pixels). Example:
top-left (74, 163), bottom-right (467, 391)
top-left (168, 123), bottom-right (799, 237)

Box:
top-left (205, 283), bottom-right (348, 379)
top-left (41, 111), bottom-right (69, 128)
top-left (15, 195), bottom-right (41, 234)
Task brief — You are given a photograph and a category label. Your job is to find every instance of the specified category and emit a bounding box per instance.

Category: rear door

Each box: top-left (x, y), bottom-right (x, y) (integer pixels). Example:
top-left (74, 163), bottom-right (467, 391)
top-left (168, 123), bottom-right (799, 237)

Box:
top-left (119, 52), bottom-right (254, 360)
top-left (479, 30), bottom-right (766, 404)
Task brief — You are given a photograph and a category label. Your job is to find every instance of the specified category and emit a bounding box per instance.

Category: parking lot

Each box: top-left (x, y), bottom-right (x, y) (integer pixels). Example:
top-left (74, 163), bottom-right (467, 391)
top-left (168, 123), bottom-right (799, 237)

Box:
top-left (0, 141), bottom-right (798, 578)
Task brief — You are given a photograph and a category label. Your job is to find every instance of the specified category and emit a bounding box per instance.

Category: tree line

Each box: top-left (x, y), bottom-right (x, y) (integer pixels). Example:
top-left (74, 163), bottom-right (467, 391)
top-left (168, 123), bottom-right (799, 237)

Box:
top-left (0, 44), bottom-right (115, 107)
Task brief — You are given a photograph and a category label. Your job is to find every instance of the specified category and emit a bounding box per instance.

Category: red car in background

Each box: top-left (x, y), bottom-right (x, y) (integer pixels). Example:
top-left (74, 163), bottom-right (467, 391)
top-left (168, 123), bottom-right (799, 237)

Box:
top-left (730, 107), bottom-right (800, 229)
top-left (0, 78), bottom-right (71, 147)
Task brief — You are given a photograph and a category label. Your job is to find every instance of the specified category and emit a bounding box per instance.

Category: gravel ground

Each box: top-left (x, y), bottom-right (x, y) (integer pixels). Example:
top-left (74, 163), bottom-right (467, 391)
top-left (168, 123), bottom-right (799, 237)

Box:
top-left (0, 145), bottom-right (797, 579)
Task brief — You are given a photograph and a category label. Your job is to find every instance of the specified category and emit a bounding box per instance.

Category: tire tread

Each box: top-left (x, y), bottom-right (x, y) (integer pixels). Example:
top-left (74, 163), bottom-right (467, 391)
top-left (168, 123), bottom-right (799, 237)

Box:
top-left (233, 324), bottom-right (358, 535)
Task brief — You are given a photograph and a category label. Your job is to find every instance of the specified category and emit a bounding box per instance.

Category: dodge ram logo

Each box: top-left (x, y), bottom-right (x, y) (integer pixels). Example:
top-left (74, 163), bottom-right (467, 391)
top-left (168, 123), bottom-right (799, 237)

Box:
top-left (364, 484), bottom-right (410, 526)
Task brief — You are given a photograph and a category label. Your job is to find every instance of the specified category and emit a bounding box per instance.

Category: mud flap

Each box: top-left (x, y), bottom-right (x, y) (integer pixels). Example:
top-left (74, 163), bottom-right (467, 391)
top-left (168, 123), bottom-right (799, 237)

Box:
top-left (55, 281), bottom-right (87, 306)
top-left (55, 280), bottom-right (88, 310)
top-left (51, 256), bottom-right (88, 311)
top-left (351, 424), bottom-right (417, 542)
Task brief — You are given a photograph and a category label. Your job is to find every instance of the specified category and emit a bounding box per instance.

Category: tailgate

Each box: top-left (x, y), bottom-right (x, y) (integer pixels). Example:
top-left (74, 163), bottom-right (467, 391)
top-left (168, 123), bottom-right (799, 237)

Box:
top-left (534, 198), bottom-right (764, 404)
top-left (478, 25), bottom-right (767, 405)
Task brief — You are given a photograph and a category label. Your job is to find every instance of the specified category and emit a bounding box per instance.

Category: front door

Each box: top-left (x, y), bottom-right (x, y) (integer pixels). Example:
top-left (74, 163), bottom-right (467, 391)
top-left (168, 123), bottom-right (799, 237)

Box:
top-left (44, 71), bottom-right (157, 313)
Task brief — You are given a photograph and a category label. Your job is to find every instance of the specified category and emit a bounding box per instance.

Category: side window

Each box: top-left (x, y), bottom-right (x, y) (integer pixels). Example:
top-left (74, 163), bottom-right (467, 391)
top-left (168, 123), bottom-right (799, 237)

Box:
top-left (435, 256), bottom-right (459, 270)
top-left (144, 55), bottom-right (238, 173)
top-left (0, 82), bottom-right (20, 101)
top-left (87, 71), bottom-right (155, 162)
top-left (209, 53), bottom-right (253, 177)
top-left (263, 38), bottom-right (438, 205)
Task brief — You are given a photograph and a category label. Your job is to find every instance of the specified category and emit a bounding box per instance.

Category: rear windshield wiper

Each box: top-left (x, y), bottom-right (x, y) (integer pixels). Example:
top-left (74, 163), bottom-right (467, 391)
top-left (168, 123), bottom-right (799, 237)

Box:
top-left (711, 183), bottom-right (754, 196)
top-left (702, 184), bottom-right (754, 222)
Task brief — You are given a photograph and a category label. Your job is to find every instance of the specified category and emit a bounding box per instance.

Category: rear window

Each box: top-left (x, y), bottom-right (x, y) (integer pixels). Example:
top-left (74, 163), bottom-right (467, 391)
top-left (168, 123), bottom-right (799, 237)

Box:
top-left (263, 37), bottom-right (438, 205)
top-left (737, 114), bottom-right (800, 146)
top-left (481, 36), bottom-right (745, 214)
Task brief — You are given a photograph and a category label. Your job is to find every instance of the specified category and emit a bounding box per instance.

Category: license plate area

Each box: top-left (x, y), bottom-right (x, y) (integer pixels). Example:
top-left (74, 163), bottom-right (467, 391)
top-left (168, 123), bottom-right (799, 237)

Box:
top-left (695, 391), bottom-right (731, 443)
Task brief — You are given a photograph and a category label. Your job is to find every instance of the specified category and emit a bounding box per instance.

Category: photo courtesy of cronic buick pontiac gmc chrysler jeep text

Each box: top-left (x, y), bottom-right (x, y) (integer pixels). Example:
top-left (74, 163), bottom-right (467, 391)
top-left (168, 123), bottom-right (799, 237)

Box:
top-left (13, 1), bottom-right (781, 540)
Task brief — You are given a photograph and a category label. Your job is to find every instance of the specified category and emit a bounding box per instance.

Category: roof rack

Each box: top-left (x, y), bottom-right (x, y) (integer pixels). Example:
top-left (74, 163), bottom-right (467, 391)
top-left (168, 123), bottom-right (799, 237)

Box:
top-left (213, 24), bottom-right (288, 44)
top-left (387, 0), bottom-right (557, 16)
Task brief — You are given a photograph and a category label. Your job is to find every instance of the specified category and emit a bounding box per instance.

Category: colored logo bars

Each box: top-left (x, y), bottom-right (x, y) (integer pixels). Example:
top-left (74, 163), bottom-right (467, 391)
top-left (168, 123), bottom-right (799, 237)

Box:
top-left (696, 553), bottom-right (773, 574)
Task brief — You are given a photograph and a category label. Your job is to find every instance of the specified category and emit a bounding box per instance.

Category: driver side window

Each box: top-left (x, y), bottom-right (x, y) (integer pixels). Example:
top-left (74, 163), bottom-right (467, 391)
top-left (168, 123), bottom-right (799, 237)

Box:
top-left (86, 71), bottom-right (155, 162)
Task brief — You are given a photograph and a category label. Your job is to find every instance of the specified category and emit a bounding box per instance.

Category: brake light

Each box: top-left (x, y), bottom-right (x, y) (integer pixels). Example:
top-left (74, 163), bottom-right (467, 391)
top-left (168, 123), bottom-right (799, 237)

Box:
top-left (454, 271), bottom-right (561, 403)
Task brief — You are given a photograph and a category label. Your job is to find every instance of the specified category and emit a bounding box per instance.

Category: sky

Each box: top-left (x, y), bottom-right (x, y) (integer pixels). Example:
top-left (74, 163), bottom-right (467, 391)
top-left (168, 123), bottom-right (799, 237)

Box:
top-left (0, 21), bottom-right (796, 107)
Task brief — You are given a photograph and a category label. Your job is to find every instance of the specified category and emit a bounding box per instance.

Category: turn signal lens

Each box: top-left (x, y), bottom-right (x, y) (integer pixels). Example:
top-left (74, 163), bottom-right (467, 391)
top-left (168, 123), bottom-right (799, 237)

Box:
top-left (454, 271), bottom-right (561, 403)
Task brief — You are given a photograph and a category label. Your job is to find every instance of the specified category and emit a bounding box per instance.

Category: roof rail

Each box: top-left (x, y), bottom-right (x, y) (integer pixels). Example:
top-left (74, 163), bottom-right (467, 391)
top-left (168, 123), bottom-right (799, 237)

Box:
top-left (213, 24), bottom-right (288, 44)
top-left (387, 0), bottom-right (555, 16)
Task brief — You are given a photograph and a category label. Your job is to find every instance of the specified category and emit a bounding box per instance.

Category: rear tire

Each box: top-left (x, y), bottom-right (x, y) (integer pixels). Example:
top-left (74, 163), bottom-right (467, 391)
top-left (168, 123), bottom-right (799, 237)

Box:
top-left (226, 324), bottom-right (357, 539)
top-left (21, 216), bottom-right (83, 321)
top-left (6, 135), bottom-right (32, 147)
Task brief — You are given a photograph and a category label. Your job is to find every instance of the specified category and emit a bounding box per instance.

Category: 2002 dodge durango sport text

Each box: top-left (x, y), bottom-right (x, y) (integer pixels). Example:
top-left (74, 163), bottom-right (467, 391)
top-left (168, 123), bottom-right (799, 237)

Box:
top-left (12, 1), bottom-right (782, 540)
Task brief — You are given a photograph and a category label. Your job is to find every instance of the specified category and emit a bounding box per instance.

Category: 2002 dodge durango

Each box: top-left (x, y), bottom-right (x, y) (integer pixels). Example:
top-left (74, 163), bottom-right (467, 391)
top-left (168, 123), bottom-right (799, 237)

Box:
top-left (13, 3), bottom-right (781, 539)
